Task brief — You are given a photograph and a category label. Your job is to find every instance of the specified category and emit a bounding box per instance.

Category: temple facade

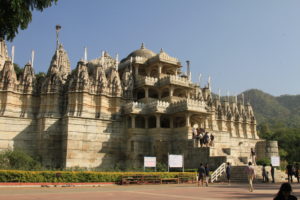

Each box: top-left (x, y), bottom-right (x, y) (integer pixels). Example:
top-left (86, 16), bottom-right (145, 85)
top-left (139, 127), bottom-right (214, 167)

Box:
top-left (0, 34), bottom-right (278, 169)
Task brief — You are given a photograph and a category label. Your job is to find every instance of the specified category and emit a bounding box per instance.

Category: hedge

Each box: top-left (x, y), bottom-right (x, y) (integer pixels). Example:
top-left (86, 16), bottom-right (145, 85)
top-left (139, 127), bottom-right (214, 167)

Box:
top-left (0, 170), bottom-right (196, 183)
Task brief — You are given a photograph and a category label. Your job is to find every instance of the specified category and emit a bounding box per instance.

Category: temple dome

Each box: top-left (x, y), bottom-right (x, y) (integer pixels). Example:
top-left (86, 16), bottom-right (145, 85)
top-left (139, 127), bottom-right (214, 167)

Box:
top-left (122, 43), bottom-right (156, 62)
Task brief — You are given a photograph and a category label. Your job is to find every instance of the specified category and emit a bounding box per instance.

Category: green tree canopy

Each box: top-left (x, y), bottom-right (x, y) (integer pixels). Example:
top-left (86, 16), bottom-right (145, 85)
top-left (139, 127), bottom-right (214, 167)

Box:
top-left (0, 0), bottom-right (58, 41)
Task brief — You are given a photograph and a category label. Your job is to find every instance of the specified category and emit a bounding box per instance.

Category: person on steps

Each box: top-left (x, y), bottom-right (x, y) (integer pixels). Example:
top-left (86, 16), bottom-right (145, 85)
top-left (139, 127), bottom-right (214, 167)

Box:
top-left (226, 162), bottom-right (231, 185)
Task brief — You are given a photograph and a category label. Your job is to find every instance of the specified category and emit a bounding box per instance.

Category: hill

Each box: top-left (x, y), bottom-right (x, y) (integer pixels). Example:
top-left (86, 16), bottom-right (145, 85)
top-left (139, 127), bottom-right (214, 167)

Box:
top-left (241, 89), bottom-right (300, 162)
top-left (243, 89), bottom-right (300, 129)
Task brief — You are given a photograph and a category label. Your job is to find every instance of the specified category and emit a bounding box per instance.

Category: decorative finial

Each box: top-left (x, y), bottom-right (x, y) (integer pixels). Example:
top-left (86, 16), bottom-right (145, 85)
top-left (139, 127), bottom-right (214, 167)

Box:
top-left (55, 25), bottom-right (62, 50)
top-left (198, 73), bottom-right (202, 86)
top-left (218, 89), bottom-right (221, 101)
top-left (242, 93), bottom-right (245, 105)
top-left (227, 90), bottom-right (230, 102)
top-left (208, 76), bottom-right (211, 91)
top-left (160, 48), bottom-right (164, 53)
top-left (141, 42), bottom-right (145, 49)
top-left (84, 47), bottom-right (87, 63)
top-left (115, 53), bottom-right (119, 70)
top-left (235, 94), bottom-right (238, 103)
top-left (11, 45), bottom-right (15, 64)
top-left (31, 50), bottom-right (35, 68)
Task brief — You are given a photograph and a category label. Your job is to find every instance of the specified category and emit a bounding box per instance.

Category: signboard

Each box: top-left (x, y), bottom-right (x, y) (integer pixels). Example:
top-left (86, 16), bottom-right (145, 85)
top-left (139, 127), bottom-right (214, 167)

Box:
top-left (168, 154), bottom-right (183, 168)
top-left (144, 157), bottom-right (156, 168)
top-left (271, 156), bottom-right (280, 167)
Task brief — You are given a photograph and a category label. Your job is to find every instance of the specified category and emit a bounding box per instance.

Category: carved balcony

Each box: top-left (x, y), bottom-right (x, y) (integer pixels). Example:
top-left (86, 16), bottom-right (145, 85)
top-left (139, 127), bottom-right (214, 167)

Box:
top-left (158, 75), bottom-right (191, 88)
top-left (135, 75), bottom-right (158, 87)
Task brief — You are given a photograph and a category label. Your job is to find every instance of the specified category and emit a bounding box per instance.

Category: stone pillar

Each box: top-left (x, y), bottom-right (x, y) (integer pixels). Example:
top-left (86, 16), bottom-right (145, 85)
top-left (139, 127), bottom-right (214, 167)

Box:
top-left (186, 113), bottom-right (191, 127)
top-left (158, 64), bottom-right (162, 78)
top-left (156, 114), bottom-right (161, 128)
top-left (170, 86), bottom-right (174, 97)
top-left (135, 65), bottom-right (139, 76)
top-left (187, 91), bottom-right (190, 99)
top-left (145, 116), bottom-right (149, 129)
top-left (158, 91), bottom-right (162, 99)
top-left (145, 87), bottom-right (149, 98)
top-left (170, 117), bottom-right (174, 128)
top-left (131, 115), bottom-right (136, 128)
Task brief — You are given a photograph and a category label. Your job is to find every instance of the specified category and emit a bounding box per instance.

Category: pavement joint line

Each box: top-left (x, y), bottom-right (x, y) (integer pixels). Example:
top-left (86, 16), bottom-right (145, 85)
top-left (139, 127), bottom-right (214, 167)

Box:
top-left (124, 190), bottom-right (211, 200)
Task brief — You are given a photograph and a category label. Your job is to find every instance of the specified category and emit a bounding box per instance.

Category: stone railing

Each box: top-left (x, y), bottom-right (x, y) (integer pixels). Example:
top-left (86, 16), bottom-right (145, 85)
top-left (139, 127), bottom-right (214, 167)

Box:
top-left (158, 52), bottom-right (180, 65)
top-left (147, 100), bottom-right (170, 113)
top-left (135, 75), bottom-right (158, 87)
top-left (169, 99), bottom-right (207, 113)
top-left (124, 101), bottom-right (146, 114)
top-left (134, 56), bottom-right (147, 64)
top-left (159, 75), bottom-right (191, 87)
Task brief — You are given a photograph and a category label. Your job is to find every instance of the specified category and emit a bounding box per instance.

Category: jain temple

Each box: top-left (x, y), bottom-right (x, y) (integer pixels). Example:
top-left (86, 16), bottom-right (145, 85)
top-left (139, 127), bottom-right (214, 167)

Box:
top-left (0, 28), bottom-right (279, 170)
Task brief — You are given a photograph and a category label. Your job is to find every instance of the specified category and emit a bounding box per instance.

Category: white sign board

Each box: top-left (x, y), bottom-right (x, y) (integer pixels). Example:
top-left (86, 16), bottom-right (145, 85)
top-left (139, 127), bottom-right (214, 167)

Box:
top-left (144, 157), bottom-right (156, 168)
top-left (168, 154), bottom-right (183, 168)
top-left (271, 156), bottom-right (280, 167)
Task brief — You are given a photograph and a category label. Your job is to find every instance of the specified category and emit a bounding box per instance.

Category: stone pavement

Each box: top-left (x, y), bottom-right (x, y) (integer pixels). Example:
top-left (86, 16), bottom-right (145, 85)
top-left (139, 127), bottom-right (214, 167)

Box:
top-left (0, 183), bottom-right (299, 200)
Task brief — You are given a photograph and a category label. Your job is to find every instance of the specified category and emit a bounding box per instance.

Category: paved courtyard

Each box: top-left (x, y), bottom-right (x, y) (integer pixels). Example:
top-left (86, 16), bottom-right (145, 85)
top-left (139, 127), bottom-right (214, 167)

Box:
top-left (0, 183), bottom-right (299, 200)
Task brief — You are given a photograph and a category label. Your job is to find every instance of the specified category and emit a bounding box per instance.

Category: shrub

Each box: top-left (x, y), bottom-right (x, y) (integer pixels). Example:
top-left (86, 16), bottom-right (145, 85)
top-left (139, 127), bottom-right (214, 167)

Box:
top-left (256, 158), bottom-right (271, 166)
top-left (0, 150), bottom-right (42, 170)
top-left (0, 170), bottom-right (196, 183)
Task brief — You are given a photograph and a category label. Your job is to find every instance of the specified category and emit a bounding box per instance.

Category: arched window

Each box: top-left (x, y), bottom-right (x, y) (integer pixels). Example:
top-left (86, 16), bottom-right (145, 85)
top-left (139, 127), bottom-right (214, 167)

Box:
top-left (149, 88), bottom-right (159, 99)
top-left (160, 115), bottom-right (170, 128)
top-left (161, 88), bottom-right (169, 98)
top-left (148, 116), bottom-right (156, 128)
top-left (136, 116), bottom-right (145, 128)
top-left (137, 88), bottom-right (145, 100)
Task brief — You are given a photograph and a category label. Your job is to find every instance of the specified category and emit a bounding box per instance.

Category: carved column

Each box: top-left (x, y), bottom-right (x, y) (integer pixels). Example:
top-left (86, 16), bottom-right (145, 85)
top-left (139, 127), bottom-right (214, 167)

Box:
top-left (135, 65), bottom-right (139, 76)
top-left (156, 114), bottom-right (161, 128)
top-left (186, 113), bottom-right (191, 127)
top-left (145, 116), bottom-right (149, 129)
top-left (131, 115), bottom-right (136, 128)
top-left (170, 86), bottom-right (174, 97)
top-left (145, 87), bottom-right (149, 98)
top-left (170, 116), bottom-right (174, 128)
top-left (158, 64), bottom-right (162, 78)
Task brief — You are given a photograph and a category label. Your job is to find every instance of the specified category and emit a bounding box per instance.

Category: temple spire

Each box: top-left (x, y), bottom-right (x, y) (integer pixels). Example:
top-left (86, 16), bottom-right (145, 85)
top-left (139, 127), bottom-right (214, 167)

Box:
top-left (227, 90), bottom-right (230, 102)
top-left (115, 53), bottom-right (119, 70)
top-left (84, 47), bottom-right (87, 63)
top-left (11, 45), bottom-right (15, 64)
top-left (31, 50), bottom-right (35, 68)
top-left (141, 42), bottom-right (145, 49)
top-left (242, 93), bottom-right (245, 105)
top-left (198, 73), bottom-right (202, 86)
top-left (208, 76), bottom-right (211, 91)
top-left (55, 25), bottom-right (61, 50)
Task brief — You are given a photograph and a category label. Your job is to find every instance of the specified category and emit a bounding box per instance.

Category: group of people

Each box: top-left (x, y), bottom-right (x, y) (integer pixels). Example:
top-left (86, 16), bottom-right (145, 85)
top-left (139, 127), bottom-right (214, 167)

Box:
top-left (286, 163), bottom-right (300, 183)
top-left (262, 163), bottom-right (276, 183)
top-left (197, 161), bottom-right (298, 199)
top-left (197, 163), bottom-right (210, 187)
top-left (192, 128), bottom-right (214, 147)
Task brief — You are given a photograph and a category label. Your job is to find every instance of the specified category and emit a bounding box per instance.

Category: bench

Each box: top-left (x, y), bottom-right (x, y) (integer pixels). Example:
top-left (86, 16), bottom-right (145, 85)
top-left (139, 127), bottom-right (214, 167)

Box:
top-left (177, 174), bottom-right (197, 183)
top-left (161, 178), bottom-right (179, 184)
top-left (121, 175), bottom-right (143, 185)
top-left (121, 175), bottom-right (161, 185)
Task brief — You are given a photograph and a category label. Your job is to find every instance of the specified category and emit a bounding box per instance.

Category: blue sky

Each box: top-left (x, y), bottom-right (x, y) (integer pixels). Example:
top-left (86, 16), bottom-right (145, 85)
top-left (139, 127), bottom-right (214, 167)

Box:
top-left (6, 0), bottom-right (300, 96)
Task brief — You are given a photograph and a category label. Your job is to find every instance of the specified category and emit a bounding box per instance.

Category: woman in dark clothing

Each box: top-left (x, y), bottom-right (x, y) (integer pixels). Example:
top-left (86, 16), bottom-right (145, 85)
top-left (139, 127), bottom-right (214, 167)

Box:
top-left (204, 163), bottom-right (209, 186)
top-left (274, 183), bottom-right (297, 200)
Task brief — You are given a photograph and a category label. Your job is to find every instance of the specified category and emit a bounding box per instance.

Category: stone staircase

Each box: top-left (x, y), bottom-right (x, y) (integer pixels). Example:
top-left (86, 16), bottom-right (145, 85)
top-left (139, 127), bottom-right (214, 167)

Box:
top-left (216, 165), bottom-right (287, 183)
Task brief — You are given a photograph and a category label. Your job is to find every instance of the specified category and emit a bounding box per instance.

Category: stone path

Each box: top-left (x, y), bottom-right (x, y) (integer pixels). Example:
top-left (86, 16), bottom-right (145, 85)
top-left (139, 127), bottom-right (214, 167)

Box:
top-left (0, 183), bottom-right (299, 200)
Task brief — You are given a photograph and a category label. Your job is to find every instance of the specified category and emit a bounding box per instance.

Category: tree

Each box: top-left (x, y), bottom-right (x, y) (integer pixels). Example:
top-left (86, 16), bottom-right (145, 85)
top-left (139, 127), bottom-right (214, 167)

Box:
top-left (0, 0), bottom-right (58, 41)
